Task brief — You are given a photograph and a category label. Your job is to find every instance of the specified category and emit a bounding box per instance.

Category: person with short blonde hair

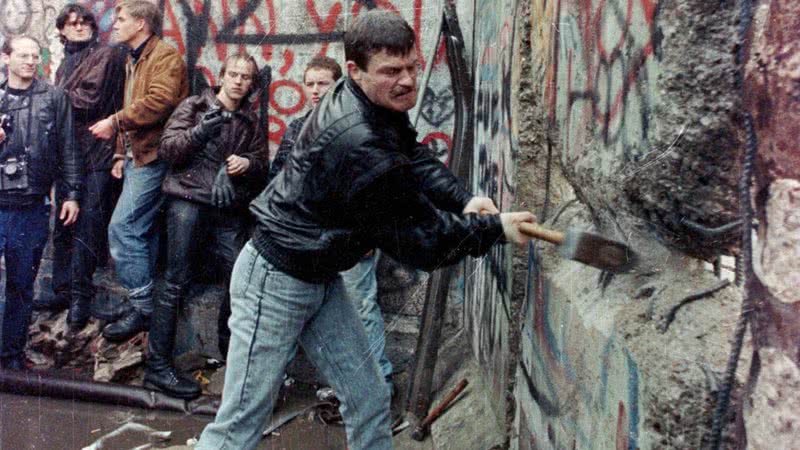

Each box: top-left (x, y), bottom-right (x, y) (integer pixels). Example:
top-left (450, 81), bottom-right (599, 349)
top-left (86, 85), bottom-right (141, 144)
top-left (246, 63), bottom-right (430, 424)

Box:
top-left (146, 52), bottom-right (269, 399)
top-left (89, 0), bottom-right (188, 344)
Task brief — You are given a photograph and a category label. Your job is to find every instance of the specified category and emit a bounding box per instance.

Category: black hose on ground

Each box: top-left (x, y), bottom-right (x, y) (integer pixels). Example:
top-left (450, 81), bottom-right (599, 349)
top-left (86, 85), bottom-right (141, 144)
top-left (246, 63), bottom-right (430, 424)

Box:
top-left (0, 369), bottom-right (219, 416)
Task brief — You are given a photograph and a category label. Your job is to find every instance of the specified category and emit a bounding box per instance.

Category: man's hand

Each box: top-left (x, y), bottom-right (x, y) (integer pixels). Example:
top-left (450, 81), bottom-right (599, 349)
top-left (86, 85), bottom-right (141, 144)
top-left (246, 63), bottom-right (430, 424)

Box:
top-left (60, 200), bottom-right (80, 226)
top-left (190, 109), bottom-right (227, 146)
top-left (0, 128), bottom-right (6, 144)
top-left (211, 163), bottom-right (236, 208)
top-left (500, 212), bottom-right (537, 245)
top-left (463, 196), bottom-right (499, 215)
top-left (111, 159), bottom-right (124, 179)
top-left (226, 155), bottom-right (250, 176)
top-left (89, 117), bottom-right (114, 140)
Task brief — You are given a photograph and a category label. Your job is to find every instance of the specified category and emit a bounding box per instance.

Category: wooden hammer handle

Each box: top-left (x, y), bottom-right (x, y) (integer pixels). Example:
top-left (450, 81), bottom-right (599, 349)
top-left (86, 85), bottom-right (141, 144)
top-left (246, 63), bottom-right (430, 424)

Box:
top-left (519, 222), bottom-right (565, 245)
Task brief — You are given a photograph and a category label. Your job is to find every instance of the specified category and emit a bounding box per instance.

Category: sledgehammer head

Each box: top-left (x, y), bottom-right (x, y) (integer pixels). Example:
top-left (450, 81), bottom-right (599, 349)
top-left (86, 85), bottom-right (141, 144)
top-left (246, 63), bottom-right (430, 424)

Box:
top-left (559, 229), bottom-right (638, 273)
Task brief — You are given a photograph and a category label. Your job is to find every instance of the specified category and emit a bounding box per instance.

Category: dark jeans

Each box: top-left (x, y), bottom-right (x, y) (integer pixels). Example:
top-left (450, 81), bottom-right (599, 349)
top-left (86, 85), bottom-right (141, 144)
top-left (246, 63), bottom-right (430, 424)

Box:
top-left (0, 201), bottom-right (50, 363)
top-left (52, 170), bottom-right (115, 305)
top-left (148, 197), bottom-right (248, 370)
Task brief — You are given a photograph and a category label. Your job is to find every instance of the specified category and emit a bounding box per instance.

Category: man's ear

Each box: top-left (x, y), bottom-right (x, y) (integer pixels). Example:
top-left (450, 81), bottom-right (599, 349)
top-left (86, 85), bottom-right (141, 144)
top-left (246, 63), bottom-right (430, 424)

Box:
top-left (136, 17), bottom-right (146, 34)
top-left (1, 54), bottom-right (9, 66)
top-left (346, 60), bottom-right (362, 82)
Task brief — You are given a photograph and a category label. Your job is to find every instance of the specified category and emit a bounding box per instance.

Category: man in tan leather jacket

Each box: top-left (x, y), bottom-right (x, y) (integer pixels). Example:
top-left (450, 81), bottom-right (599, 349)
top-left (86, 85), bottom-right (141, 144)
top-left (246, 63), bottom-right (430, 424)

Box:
top-left (89, 0), bottom-right (188, 342)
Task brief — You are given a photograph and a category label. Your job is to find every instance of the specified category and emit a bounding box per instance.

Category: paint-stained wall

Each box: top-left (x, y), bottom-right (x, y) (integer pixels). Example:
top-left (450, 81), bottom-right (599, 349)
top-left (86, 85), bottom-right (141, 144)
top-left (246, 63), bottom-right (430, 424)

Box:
top-left (535, 0), bottom-right (743, 257)
top-left (463, 0), bottom-right (520, 422)
top-left (513, 0), bottom-right (759, 448)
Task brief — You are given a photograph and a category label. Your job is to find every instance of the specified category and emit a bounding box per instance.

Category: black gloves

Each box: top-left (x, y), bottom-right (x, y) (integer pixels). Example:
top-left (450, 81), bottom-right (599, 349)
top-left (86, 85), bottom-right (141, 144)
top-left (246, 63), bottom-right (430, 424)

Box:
top-left (190, 108), bottom-right (227, 146)
top-left (211, 163), bottom-right (236, 208)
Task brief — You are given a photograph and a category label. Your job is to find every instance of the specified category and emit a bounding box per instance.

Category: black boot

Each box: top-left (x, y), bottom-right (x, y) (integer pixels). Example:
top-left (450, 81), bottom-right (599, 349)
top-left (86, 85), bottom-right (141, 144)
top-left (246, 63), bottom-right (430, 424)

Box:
top-left (67, 297), bottom-right (92, 332)
top-left (143, 284), bottom-right (201, 399)
top-left (102, 308), bottom-right (149, 342)
top-left (143, 366), bottom-right (201, 399)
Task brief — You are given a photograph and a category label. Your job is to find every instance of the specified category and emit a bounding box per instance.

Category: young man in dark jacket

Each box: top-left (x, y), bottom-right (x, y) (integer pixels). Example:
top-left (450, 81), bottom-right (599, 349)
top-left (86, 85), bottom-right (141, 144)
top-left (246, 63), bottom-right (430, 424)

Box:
top-left (34, 4), bottom-right (127, 332)
top-left (196, 11), bottom-right (534, 450)
top-left (89, 0), bottom-right (188, 342)
top-left (0, 36), bottom-right (80, 370)
top-left (145, 53), bottom-right (269, 399)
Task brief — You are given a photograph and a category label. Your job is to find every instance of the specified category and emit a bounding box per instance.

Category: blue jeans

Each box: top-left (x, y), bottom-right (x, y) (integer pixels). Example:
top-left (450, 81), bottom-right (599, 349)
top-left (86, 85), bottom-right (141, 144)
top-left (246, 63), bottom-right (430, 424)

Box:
top-left (0, 201), bottom-right (50, 362)
top-left (108, 159), bottom-right (167, 315)
top-left (342, 251), bottom-right (393, 382)
top-left (196, 242), bottom-right (392, 450)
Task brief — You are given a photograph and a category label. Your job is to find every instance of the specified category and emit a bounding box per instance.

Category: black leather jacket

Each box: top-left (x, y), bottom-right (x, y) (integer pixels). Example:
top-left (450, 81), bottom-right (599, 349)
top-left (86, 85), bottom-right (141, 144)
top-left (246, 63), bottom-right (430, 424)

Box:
top-left (0, 79), bottom-right (80, 206)
top-left (251, 78), bottom-right (504, 283)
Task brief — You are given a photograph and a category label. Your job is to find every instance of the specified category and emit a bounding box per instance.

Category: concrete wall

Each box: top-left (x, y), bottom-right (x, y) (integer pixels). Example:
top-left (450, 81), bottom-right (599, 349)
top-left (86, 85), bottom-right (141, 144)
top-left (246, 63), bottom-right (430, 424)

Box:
top-left (743, 0), bottom-right (800, 447)
top-left (511, 0), bottom-right (762, 448)
top-left (462, 0), bottom-right (521, 427)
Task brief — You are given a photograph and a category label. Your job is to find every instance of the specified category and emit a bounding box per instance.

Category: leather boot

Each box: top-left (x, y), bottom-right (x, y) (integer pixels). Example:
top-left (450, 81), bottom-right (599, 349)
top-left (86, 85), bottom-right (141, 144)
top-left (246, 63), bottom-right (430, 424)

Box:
top-left (67, 297), bottom-right (91, 332)
top-left (143, 284), bottom-right (201, 399)
top-left (102, 309), bottom-right (149, 342)
top-left (143, 366), bottom-right (201, 399)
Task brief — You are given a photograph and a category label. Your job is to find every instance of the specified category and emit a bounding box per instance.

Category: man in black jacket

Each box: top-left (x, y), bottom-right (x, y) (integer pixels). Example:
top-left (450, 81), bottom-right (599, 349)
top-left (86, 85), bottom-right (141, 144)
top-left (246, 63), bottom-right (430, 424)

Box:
top-left (196, 11), bottom-right (534, 450)
top-left (0, 36), bottom-right (80, 370)
top-left (269, 56), bottom-right (396, 393)
top-left (146, 52), bottom-right (269, 399)
top-left (33, 4), bottom-right (127, 332)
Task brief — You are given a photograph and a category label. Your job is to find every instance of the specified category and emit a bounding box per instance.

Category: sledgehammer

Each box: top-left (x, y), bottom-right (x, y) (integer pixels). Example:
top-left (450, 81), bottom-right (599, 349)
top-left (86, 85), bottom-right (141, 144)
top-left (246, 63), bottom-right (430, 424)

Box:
top-left (519, 222), bottom-right (638, 273)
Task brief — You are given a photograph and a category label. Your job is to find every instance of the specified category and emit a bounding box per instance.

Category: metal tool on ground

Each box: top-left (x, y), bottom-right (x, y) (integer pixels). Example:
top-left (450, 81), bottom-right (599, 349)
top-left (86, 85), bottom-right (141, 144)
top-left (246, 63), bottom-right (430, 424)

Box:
top-left (411, 378), bottom-right (469, 441)
top-left (518, 222), bottom-right (638, 273)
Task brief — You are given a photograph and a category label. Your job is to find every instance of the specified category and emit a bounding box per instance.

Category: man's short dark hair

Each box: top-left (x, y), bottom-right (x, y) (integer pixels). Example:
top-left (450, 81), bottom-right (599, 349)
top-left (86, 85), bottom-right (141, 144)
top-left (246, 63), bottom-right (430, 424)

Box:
top-left (344, 10), bottom-right (415, 70)
top-left (56, 4), bottom-right (98, 33)
top-left (304, 56), bottom-right (342, 83)
top-left (1, 35), bottom-right (40, 56)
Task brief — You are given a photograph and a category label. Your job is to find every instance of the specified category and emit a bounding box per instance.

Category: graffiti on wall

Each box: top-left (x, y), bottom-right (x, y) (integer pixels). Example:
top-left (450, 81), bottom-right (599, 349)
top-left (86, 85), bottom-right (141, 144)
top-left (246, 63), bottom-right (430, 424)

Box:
top-left (12, 0), bottom-right (455, 155)
top-left (463, 0), bottom-right (519, 409)
top-left (514, 248), bottom-right (641, 449)
top-left (538, 0), bottom-right (660, 174)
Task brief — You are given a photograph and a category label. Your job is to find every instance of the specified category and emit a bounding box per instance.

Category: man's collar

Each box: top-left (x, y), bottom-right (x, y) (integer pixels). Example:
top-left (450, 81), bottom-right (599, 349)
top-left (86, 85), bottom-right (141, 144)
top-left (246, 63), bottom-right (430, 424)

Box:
top-left (64, 36), bottom-right (96, 55)
top-left (130, 34), bottom-right (154, 62)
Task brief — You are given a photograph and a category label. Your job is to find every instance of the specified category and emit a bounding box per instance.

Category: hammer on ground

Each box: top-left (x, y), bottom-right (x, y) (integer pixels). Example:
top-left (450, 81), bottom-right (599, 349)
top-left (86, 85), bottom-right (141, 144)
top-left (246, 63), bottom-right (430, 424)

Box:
top-left (519, 222), bottom-right (638, 273)
top-left (411, 378), bottom-right (469, 441)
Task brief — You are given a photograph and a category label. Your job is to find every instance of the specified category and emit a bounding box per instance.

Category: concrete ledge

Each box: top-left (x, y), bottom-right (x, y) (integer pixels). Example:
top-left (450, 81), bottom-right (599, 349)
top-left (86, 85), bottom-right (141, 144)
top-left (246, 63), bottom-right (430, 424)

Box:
top-left (513, 212), bottom-right (748, 449)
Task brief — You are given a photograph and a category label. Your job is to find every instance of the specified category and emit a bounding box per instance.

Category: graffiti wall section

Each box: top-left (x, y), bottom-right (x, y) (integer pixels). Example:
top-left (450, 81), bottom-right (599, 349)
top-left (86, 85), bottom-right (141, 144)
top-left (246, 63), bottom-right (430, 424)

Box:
top-left (517, 0), bottom-right (754, 447)
top-left (462, 0), bottom-right (519, 415)
top-left (533, 0), bottom-right (742, 256)
top-left (513, 249), bottom-right (641, 449)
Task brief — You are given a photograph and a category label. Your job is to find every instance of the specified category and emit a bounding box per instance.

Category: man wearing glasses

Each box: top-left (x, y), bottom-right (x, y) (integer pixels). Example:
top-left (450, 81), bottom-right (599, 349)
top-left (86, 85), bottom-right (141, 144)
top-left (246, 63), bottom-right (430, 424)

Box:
top-left (0, 36), bottom-right (80, 370)
top-left (33, 4), bottom-right (127, 333)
